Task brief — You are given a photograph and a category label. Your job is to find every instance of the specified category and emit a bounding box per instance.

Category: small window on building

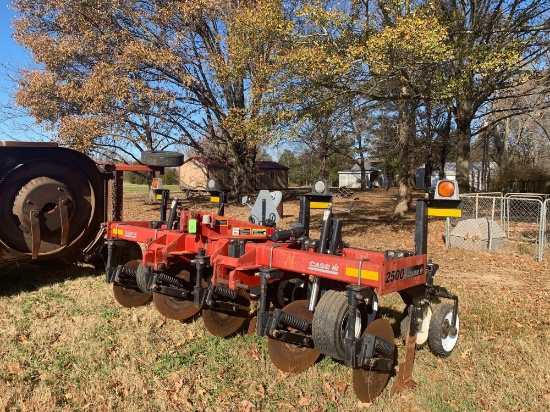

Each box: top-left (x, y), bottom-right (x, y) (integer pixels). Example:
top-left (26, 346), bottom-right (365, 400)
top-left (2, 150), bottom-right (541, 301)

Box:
top-left (270, 171), bottom-right (275, 180)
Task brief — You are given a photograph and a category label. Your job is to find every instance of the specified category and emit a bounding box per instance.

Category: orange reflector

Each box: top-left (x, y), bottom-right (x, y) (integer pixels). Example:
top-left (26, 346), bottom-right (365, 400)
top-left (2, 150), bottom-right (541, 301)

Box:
top-left (437, 181), bottom-right (455, 197)
top-left (151, 178), bottom-right (163, 189)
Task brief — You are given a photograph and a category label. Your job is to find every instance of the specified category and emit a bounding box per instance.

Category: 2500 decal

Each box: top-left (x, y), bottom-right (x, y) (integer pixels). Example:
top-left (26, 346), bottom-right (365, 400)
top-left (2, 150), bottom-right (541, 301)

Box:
top-left (385, 264), bottom-right (424, 284)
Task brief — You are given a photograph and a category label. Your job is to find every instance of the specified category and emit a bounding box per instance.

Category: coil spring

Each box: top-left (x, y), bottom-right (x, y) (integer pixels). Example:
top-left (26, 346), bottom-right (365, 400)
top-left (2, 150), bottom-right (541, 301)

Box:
top-left (374, 338), bottom-right (393, 356)
top-left (158, 272), bottom-right (185, 287)
top-left (118, 265), bottom-right (136, 279)
top-left (279, 311), bottom-right (309, 332)
top-left (214, 286), bottom-right (238, 300)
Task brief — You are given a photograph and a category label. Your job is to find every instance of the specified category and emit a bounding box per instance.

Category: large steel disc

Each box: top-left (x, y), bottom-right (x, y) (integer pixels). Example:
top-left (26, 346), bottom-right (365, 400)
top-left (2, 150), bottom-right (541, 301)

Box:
top-left (268, 300), bottom-right (321, 373)
top-left (202, 290), bottom-right (251, 337)
top-left (153, 270), bottom-right (200, 320)
top-left (352, 318), bottom-right (395, 403)
top-left (112, 260), bottom-right (151, 308)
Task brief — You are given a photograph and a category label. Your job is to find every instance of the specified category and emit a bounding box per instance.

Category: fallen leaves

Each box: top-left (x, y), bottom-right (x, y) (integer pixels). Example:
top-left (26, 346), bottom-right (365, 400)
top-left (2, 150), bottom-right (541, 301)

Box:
top-left (8, 363), bottom-right (21, 375)
top-left (239, 400), bottom-right (257, 411)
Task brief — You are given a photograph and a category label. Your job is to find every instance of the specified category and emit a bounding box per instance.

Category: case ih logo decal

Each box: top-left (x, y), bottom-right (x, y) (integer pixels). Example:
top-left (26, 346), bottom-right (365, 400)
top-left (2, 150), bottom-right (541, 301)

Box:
top-left (385, 264), bottom-right (424, 283)
top-left (124, 230), bottom-right (137, 239)
top-left (308, 260), bottom-right (339, 275)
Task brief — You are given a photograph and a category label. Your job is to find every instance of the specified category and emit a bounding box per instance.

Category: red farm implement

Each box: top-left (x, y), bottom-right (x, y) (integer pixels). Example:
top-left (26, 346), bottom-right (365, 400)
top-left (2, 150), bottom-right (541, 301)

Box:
top-left (105, 172), bottom-right (461, 403)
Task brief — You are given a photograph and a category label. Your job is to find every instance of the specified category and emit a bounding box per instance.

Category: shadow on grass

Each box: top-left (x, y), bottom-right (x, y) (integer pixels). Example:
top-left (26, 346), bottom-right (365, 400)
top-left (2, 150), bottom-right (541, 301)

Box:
top-left (0, 259), bottom-right (100, 297)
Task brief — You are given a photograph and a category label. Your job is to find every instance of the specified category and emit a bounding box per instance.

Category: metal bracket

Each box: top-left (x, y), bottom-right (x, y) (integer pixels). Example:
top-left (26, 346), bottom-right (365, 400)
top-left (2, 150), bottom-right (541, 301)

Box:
top-left (262, 309), bottom-right (314, 347)
top-left (207, 300), bottom-right (248, 313)
top-left (344, 285), bottom-right (374, 367)
top-left (156, 285), bottom-right (191, 299)
top-left (354, 333), bottom-right (394, 370)
top-left (427, 285), bottom-right (459, 329)
top-left (268, 329), bottom-right (315, 348)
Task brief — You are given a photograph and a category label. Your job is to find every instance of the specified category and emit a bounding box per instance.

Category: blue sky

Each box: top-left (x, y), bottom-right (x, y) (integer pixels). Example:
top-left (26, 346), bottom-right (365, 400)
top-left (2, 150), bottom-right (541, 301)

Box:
top-left (0, 0), bottom-right (43, 141)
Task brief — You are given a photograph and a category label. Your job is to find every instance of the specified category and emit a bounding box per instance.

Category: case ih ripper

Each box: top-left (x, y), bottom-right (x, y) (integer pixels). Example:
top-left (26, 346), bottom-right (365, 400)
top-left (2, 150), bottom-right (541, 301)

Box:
top-left (105, 172), bottom-right (461, 402)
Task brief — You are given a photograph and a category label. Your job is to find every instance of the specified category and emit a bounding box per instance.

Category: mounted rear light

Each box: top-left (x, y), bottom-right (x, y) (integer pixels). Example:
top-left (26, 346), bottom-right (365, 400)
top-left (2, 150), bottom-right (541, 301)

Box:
top-left (434, 179), bottom-right (459, 200)
top-left (311, 179), bottom-right (330, 196)
top-left (437, 181), bottom-right (454, 197)
top-left (206, 178), bottom-right (219, 192)
top-left (151, 178), bottom-right (163, 189)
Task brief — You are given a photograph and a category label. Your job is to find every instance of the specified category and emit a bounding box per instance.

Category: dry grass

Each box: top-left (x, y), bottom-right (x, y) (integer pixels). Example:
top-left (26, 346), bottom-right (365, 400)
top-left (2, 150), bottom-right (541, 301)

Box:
top-left (1, 188), bottom-right (549, 411)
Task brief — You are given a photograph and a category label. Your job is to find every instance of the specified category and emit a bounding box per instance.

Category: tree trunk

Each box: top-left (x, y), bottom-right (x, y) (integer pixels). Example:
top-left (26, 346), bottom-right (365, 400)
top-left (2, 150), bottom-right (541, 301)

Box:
top-left (455, 99), bottom-right (473, 193)
top-left (439, 109), bottom-right (452, 179)
top-left (229, 142), bottom-right (256, 202)
top-left (394, 96), bottom-right (416, 217)
top-left (359, 156), bottom-right (366, 190)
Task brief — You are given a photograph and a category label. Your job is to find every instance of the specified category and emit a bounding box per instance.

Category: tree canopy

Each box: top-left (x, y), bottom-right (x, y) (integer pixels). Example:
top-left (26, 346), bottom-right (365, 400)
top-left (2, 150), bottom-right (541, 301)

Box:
top-left (11, 0), bottom-right (550, 207)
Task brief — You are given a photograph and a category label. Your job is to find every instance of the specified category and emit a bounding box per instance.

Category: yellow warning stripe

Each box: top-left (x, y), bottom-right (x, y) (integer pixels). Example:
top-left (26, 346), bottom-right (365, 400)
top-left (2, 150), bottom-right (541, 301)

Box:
top-left (210, 196), bottom-right (220, 203)
top-left (345, 267), bottom-right (379, 281)
top-left (427, 208), bottom-right (462, 218)
top-left (310, 201), bottom-right (332, 209)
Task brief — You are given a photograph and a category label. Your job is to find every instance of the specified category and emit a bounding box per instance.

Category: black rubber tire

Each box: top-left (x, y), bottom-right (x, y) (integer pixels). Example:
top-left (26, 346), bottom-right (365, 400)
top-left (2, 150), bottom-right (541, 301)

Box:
top-left (274, 278), bottom-right (308, 308)
top-left (428, 303), bottom-right (459, 357)
top-left (112, 242), bottom-right (142, 267)
top-left (312, 290), bottom-right (368, 361)
top-left (141, 150), bottom-right (184, 167)
top-left (136, 263), bottom-right (153, 296)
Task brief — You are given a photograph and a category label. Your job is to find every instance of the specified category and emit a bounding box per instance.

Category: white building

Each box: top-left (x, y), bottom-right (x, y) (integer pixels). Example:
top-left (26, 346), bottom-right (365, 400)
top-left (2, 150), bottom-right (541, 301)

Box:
top-left (415, 162), bottom-right (495, 191)
top-left (338, 161), bottom-right (388, 188)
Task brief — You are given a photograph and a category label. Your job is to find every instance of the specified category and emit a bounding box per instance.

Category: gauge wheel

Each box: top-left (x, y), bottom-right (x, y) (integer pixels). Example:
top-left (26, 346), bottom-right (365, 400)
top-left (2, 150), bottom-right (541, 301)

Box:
top-left (312, 290), bottom-right (370, 361)
top-left (428, 303), bottom-right (459, 357)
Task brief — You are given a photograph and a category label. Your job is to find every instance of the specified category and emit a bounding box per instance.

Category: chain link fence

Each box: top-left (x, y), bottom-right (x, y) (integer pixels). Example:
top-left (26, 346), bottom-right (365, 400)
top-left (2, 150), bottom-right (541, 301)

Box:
top-left (447, 193), bottom-right (548, 261)
top-left (545, 199), bottom-right (550, 261)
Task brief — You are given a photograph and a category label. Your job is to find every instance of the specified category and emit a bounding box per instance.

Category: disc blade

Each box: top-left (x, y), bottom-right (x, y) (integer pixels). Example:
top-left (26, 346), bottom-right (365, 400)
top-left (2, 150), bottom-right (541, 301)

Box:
top-left (268, 300), bottom-right (321, 373)
top-left (112, 260), bottom-right (151, 308)
top-left (352, 318), bottom-right (395, 403)
top-left (153, 293), bottom-right (200, 320)
top-left (113, 284), bottom-right (151, 308)
top-left (202, 290), bottom-right (250, 337)
top-left (152, 269), bottom-right (200, 320)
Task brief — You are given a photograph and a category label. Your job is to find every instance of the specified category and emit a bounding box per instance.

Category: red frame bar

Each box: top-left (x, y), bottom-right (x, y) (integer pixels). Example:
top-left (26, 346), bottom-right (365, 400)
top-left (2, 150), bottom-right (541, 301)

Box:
top-left (106, 211), bottom-right (427, 296)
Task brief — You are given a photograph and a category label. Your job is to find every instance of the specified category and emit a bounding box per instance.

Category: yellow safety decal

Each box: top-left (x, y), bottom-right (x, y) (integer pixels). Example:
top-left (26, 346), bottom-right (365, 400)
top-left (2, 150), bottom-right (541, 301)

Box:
top-left (210, 196), bottom-right (220, 203)
top-left (252, 229), bottom-right (267, 236)
top-left (310, 201), bottom-right (332, 209)
top-left (111, 228), bottom-right (124, 235)
top-left (345, 267), bottom-right (379, 281)
top-left (427, 208), bottom-right (462, 218)
top-left (156, 194), bottom-right (163, 200)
